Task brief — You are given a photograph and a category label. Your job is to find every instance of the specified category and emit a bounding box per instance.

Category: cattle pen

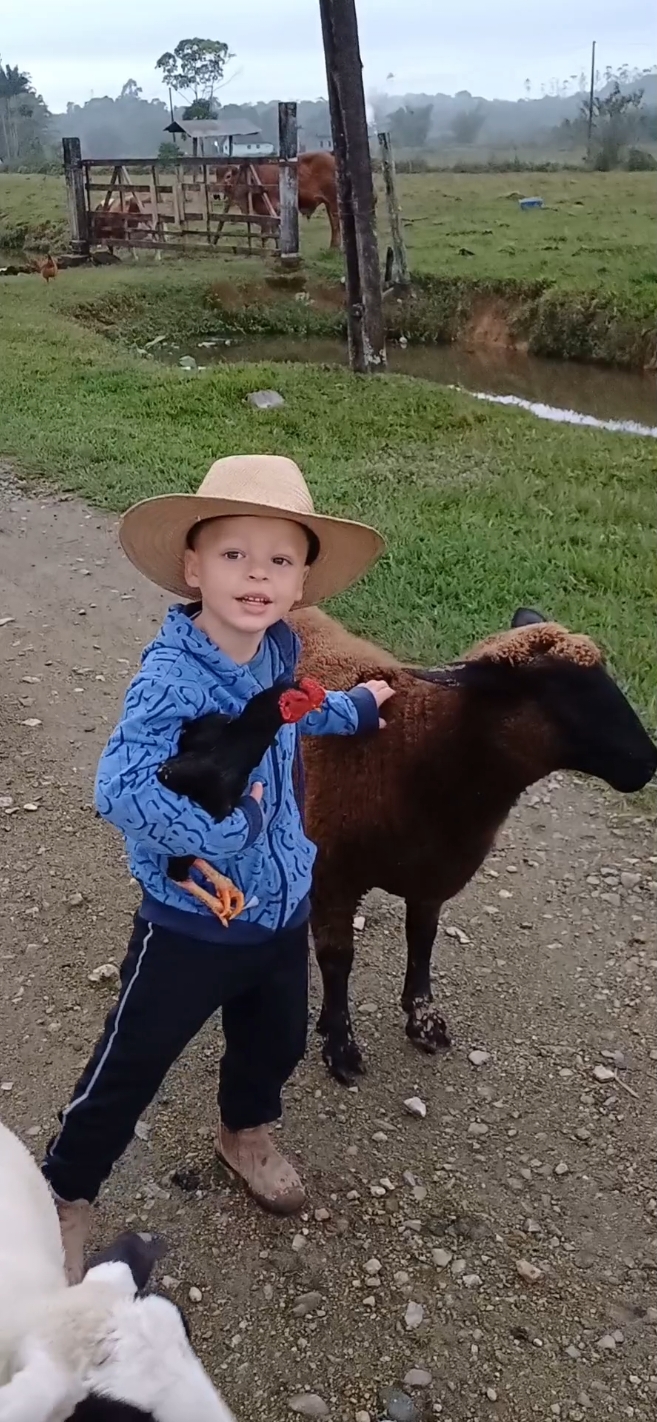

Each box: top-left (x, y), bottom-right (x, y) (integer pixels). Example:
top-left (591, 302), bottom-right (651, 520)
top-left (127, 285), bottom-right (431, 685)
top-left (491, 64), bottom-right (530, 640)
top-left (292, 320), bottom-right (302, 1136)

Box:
top-left (62, 102), bottom-right (300, 261)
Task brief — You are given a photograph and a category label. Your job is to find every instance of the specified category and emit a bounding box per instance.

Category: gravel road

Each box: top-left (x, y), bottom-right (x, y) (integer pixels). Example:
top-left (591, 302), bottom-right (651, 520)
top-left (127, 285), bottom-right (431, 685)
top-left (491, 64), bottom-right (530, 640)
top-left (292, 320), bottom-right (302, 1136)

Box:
top-left (1, 466), bottom-right (655, 1422)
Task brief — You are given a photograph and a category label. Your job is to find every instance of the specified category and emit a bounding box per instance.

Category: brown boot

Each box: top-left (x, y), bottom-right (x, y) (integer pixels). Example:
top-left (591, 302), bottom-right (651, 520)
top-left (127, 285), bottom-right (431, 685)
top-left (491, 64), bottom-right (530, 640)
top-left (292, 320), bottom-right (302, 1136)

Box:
top-left (217, 1124), bottom-right (305, 1215)
top-left (54, 1195), bottom-right (91, 1285)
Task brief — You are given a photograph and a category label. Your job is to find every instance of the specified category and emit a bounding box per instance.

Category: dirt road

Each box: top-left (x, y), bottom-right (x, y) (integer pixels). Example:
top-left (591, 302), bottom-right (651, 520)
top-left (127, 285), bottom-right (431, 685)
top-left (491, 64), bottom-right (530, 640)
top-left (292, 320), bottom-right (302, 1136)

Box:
top-left (1, 466), bottom-right (655, 1422)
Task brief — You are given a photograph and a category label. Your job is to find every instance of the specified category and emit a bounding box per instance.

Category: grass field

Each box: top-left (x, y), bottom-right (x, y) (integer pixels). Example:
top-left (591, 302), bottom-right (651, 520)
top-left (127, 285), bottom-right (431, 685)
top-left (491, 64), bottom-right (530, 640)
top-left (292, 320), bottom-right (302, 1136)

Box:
top-left (0, 172), bottom-right (69, 251)
top-left (2, 169), bottom-right (656, 299)
top-left (389, 171), bottom-right (657, 302)
top-left (2, 168), bottom-right (655, 364)
top-left (0, 262), bottom-right (654, 722)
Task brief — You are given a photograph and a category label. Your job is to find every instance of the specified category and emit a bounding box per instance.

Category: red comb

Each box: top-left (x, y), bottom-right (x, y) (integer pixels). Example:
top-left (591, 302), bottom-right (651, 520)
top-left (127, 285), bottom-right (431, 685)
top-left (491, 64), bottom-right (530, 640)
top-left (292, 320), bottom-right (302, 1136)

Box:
top-left (279, 678), bottom-right (326, 723)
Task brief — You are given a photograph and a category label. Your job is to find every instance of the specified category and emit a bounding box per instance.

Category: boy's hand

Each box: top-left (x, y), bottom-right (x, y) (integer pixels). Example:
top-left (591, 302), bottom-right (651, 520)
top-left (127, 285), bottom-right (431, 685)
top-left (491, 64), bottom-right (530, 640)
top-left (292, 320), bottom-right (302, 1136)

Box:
top-left (249, 782), bottom-right (264, 803)
top-left (358, 679), bottom-right (395, 729)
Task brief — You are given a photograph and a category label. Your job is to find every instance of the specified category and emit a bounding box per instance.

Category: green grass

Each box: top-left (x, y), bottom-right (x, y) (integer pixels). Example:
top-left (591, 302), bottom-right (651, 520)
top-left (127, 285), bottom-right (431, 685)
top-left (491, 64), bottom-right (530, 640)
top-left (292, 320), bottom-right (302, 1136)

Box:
top-left (382, 171), bottom-right (657, 298)
top-left (3, 168), bottom-right (655, 300)
top-left (1, 264), bottom-right (655, 723)
top-left (3, 168), bottom-right (655, 364)
top-left (0, 173), bottom-right (68, 251)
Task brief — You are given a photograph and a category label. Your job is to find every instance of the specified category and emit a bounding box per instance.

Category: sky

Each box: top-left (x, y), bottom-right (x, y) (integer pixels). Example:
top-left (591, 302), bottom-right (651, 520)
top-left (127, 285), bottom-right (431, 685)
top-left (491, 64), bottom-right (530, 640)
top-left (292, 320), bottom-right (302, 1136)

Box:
top-left (3, 1), bottom-right (655, 113)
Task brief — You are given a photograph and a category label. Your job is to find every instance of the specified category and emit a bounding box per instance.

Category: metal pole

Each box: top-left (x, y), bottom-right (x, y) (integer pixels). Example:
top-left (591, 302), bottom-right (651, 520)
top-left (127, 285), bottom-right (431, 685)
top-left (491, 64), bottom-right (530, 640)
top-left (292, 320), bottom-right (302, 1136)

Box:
top-left (587, 40), bottom-right (596, 160)
top-left (377, 131), bottom-right (410, 287)
top-left (318, 0), bottom-right (386, 373)
top-left (62, 137), bottom-right (89, 255)
top-left (278, 101), bottom-right (300, 262)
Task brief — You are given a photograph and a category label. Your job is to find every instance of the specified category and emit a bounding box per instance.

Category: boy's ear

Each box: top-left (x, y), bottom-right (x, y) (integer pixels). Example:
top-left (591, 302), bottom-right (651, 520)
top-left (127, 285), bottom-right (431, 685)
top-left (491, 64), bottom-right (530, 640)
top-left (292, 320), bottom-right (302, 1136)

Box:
top-left (292, 565), bottom-right (310, 608)
top-left (183, 545), bottom-right (201, 591)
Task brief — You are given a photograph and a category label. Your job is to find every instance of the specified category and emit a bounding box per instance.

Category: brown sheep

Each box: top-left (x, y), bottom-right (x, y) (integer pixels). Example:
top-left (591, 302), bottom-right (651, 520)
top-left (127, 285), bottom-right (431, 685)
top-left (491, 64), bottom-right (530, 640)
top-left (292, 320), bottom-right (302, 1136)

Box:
top-left (293, 606), bottom-right (657, 1083)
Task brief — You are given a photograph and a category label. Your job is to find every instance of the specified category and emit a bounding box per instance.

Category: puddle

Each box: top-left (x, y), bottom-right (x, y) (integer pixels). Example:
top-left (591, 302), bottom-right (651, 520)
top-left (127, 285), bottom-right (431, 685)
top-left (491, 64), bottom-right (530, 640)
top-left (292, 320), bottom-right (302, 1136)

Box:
top-left (163, 335), bottom-right (657, 438)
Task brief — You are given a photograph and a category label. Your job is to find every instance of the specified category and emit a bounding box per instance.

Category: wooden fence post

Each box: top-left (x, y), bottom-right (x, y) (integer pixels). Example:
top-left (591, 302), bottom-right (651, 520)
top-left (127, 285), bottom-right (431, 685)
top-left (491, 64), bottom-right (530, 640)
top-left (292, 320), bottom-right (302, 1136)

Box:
top-left (377, 131), bottom-right (410, 287)
top-left (62, 137), bottom-right (89, 255)
top-left (318, 0), bottom-right (385, 372)
top-left (278, 102), bottom-right (299, 262)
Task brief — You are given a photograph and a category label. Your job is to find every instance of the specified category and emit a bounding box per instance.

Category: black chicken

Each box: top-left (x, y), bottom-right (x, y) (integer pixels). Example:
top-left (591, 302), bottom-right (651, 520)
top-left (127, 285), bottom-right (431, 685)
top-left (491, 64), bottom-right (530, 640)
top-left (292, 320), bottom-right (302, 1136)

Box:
top-left (156, 677), bottom-right (326, 925)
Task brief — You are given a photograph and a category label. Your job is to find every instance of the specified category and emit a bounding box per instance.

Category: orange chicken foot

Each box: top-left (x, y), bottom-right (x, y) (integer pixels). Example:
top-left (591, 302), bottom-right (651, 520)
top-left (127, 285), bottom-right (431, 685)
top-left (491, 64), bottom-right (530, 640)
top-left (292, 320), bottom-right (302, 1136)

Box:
top-left (176, 860), bottom-right (245, 927)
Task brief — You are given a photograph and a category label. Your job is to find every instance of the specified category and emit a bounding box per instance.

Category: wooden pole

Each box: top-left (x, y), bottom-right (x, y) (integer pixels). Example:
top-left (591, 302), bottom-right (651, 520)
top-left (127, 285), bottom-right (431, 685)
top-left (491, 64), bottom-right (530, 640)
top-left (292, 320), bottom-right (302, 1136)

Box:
top-left (377, 131), bottom-right (410, 287)
top-left (586, 40), bottom-right (596, 161)
top-left (62, 137), bottom-right (89, 255)
top-left (320, 5), bottom-right (365, 371)
top-left (278, 101), bottom-right (300, 262)
top-left (318, 0), bottom-right (385, 373)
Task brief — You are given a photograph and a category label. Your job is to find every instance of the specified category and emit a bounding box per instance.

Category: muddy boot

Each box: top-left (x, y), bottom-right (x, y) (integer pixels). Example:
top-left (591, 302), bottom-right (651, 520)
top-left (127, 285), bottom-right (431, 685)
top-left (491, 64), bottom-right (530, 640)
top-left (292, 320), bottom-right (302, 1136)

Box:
top-left (217, 1124), bottom-right (305, 1215)
top-left (54, 1195), bottom-right (91, 1285)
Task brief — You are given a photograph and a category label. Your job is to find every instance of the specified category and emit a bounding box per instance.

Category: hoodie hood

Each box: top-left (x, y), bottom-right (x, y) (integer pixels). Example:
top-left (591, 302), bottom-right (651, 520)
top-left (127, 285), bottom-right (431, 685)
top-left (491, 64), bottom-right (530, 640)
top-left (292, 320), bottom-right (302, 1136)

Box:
top-left (140, 603), bottom-right (299, 710)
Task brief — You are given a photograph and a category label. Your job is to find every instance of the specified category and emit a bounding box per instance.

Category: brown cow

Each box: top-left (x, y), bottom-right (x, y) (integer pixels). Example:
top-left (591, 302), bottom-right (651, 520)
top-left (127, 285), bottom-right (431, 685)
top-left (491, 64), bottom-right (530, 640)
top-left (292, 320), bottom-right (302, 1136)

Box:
top-left (90, 198), bottom-right (146, 256)
top-left (220, 152), bottom-right (340, 249)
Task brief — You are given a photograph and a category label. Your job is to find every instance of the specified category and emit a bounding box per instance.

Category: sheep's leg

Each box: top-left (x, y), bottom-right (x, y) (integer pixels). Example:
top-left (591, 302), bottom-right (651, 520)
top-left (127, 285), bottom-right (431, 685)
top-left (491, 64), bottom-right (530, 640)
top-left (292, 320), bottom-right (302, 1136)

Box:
top-left (313, 902), bottom-right (364, 1085)
top-left (402, 900), bottom-right (451, 1054)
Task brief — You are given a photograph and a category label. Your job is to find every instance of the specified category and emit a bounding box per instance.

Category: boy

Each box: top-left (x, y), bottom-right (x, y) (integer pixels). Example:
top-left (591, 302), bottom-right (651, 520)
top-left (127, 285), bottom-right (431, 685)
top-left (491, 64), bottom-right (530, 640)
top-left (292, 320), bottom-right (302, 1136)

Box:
top-left (43, 454), bottom-right (393, 1282)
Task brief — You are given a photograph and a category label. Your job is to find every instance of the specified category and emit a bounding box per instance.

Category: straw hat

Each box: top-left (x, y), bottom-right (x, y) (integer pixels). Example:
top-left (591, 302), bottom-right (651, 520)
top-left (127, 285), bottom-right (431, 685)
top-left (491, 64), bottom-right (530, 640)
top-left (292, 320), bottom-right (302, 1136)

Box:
top-left (119, 455), bottom-right (385, 606)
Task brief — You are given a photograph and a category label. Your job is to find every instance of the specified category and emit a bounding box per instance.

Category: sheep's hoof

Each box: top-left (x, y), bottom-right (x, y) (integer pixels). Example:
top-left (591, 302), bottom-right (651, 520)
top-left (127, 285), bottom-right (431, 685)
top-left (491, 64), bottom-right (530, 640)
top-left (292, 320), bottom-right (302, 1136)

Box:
top-left (405, 999), bottom-right (451, 1054)
top-left (320, 1033), bottom-right (365, 1085)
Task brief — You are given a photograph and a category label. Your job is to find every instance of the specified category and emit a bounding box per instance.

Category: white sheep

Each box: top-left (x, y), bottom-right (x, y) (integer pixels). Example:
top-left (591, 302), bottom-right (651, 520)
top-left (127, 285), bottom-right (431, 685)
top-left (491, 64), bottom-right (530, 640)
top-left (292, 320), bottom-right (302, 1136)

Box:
top-left (0, 1120), bottom-right (235, 1421)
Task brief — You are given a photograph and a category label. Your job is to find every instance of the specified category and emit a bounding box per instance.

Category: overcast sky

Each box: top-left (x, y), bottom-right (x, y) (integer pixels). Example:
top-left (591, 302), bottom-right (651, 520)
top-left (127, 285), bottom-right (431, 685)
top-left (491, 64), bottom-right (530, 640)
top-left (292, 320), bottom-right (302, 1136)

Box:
top-left (4, 1), bottom-right (654, 112)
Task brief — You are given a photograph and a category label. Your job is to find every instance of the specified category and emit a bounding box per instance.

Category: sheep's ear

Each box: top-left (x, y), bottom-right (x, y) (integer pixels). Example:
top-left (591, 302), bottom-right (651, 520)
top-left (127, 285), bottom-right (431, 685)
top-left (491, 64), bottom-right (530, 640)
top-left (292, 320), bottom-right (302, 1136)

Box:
top-left (84, 1231), bottom-right (167, 1294)
top-left (511, 607), bottom-right (547, 628)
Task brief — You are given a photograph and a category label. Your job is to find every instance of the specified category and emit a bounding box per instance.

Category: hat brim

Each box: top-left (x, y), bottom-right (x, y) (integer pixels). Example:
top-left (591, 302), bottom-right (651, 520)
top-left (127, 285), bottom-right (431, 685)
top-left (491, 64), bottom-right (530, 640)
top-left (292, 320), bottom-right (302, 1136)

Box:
top-left (119, 494), bottom-right (385, 605)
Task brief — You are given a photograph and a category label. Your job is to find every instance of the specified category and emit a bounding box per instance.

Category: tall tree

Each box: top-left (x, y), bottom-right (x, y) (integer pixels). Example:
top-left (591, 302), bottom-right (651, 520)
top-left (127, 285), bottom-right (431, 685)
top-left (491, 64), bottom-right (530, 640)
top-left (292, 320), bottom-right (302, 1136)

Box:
top-left (0, 60), bottom-right (50, 165)
top-left (450, 105), bottom-right (485, 144)
top-left (119, 79), bottom-right (142, 100)
top-left (155, 39), bottom-right (233, 104)
top-left (583, 82), bottom-right (645, 168)
top-left (387, 104), bottom-right (432, 149)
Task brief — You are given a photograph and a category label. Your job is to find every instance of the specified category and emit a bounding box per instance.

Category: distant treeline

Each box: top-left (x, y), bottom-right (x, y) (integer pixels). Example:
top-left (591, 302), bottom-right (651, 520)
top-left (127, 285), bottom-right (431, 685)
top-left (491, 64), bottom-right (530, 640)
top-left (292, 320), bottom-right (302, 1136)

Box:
top-left (2, 66), bottom-right (656, 170)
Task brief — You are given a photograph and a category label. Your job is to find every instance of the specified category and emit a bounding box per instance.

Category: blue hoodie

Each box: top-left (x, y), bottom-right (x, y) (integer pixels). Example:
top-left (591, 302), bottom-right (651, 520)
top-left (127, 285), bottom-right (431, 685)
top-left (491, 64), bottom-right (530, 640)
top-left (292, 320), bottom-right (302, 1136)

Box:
top-left (95, 604), bottom-right (378, 944)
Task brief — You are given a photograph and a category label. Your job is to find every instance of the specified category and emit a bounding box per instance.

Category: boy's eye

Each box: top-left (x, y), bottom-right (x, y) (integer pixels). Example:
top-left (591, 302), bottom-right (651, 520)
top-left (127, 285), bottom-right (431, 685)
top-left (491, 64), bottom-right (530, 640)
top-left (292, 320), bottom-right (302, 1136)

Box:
top-left (222, 550), bottom-right (244, 560)
top-left (272, 555), bottom-right (293, 566)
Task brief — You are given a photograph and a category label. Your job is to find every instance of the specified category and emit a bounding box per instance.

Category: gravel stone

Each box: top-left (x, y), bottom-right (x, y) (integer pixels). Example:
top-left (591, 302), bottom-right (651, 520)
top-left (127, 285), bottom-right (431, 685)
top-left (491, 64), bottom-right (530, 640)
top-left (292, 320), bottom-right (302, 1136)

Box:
top-left (289, 1395), bottom-right (329, 1418)
top-left (516, 1259), bottom-right (543, 1283)
top-left (403, 1097), bottom-right (427, 1119)
top-left (403, 1369), bottom-right (432, 1389)
top-left (404, 1301), bottom-right (424, 1330)
top-left (292, 1291), bottom-right (324, 1316)
top-left (379, 1389), bottom-right (419, 1422)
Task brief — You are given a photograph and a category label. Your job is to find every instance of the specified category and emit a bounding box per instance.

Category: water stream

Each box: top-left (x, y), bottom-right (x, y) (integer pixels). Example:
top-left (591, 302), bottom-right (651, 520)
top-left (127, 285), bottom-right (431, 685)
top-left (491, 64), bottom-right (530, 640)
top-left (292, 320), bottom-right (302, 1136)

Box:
top-left (164, 336), bottom-right (657, 438)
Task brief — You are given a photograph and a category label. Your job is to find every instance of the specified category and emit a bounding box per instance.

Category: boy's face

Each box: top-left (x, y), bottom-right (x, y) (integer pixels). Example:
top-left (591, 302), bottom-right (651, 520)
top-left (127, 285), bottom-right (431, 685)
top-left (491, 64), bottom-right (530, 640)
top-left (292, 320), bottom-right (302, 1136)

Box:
top-left (184, 515), bottom-right (310, 638)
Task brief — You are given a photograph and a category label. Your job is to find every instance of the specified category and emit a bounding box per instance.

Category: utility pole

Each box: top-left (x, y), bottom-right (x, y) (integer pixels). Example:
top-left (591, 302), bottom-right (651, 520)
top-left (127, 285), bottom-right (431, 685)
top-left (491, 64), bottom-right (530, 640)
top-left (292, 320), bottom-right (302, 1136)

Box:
top-left (586, 40), bottom-right (596, 160)
top-left (318, 0), bottom-right (386, 373)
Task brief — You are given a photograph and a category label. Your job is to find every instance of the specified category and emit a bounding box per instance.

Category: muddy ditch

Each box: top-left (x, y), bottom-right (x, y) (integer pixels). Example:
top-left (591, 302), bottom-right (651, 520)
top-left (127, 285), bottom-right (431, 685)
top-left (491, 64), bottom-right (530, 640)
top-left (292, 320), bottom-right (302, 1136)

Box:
top-left (72, 269), bottom-right (657, 372)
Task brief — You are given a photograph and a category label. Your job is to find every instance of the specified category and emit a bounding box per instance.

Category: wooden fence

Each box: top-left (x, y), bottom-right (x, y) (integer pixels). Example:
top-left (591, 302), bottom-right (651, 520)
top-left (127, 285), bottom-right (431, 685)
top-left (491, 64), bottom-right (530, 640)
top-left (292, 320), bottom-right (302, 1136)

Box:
top-left (62, 102), bottom-right (299, 261)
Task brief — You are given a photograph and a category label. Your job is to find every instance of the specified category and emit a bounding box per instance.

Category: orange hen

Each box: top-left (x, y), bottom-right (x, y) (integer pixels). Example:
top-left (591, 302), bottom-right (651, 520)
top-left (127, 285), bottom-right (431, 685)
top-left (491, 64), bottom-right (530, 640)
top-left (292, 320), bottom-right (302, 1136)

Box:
top-left (39, 254), bottom-right (58, 284)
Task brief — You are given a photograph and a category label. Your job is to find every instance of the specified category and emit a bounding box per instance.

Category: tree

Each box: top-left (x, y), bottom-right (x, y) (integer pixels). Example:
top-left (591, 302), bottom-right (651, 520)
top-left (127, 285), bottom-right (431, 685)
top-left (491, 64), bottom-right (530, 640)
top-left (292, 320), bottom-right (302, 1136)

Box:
top-left (0, 60), bottom-right (51, 165)
top-left (583, 82), bottom-right (645, 168)
top-left (155, 38), bottom-right (233, 104)
top-left (181, 97), bottom-right (216, 121)
top-left (450, 105), bottom-right (485, 144)
top-left (387, 104), bottom-right (432, 149)
top-left (50, 92), bottom-right (169, 159)
top-left (120, 79), bottom-right (142, 100)
top-left (157, 140), bottom-right (180, 168)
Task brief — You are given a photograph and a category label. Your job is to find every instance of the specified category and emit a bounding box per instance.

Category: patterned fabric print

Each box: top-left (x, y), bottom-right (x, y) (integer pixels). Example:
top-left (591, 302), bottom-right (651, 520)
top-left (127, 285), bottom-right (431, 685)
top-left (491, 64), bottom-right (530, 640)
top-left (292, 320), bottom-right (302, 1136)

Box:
top-left (95, 605), bottom-right (365, 938)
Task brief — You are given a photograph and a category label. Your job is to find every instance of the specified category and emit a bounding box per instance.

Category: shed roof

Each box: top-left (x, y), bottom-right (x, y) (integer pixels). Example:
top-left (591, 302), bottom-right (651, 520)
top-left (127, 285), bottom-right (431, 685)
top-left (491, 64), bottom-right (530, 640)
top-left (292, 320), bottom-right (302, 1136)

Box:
top-left (177, 119), bottom-right (261, 139)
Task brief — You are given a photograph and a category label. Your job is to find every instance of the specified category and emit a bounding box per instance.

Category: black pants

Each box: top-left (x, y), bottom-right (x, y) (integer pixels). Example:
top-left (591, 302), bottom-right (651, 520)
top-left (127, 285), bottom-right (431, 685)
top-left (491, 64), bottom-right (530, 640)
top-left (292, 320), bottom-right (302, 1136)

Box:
top-left (43, 914), bottom-right (309, 1203)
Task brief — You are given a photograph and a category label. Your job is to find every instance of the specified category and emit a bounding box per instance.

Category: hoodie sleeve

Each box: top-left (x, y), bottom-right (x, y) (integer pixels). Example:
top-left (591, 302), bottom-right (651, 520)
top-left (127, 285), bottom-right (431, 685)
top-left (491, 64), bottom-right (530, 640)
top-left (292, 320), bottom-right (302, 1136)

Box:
top-left (95, 673), bottom-right (264, 859)
top-left (299, 686), bottom-right (379, 738)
